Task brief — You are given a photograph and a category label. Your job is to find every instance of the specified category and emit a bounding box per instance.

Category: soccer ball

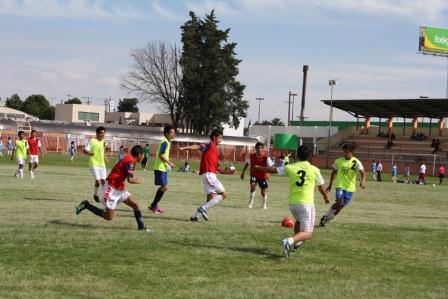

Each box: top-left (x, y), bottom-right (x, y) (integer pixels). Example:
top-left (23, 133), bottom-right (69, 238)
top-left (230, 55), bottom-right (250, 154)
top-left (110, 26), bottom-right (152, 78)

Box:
top-left (432, 184), bottom-right (436, 187)
top-left (229, 165), bottom-right (235, 171)
top-left (281, 216), bottom-right (294, 228)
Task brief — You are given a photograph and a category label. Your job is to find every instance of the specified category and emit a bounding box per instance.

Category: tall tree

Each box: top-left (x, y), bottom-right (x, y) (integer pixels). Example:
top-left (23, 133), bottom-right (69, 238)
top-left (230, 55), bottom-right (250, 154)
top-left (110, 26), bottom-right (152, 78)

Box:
top-left (64, 97), bottom-right (82, 104)
top-left (180, 10), bottom-right (248, 134)
top-left (22, 94), bottom-right (53, 120)
top-left (121, 41), bottom-right (183, 128)
top-left (117, 98), bottom-right (139, 112)
top-left (5, 93), bottom-right (23, 111)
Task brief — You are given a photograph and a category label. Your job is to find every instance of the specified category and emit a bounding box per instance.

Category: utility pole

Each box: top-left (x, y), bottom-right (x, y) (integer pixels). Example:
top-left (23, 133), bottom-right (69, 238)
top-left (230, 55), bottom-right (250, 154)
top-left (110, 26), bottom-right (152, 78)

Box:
top-left (255, 98), bottom-right (264, 124)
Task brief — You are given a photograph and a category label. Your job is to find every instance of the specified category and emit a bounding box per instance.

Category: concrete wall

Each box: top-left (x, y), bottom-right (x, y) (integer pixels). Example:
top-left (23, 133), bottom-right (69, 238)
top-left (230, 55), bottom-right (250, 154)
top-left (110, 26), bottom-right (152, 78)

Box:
top-left (249, 125), bottom-right (338, 138)
top-left (55, 104), bottom-right (105, 123)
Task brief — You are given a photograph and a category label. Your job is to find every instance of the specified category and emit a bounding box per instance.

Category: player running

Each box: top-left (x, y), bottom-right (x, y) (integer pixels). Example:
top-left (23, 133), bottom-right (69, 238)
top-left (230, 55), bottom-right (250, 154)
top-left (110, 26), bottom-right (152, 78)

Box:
top-left (149, 125), bottom-right (175, 214)
top-left (76, 145), bottom-right (150, 231)
top-left (179, 129), bottom-right (234, 222)
top-left (27, 129), bottom-right (43, 179)
top-left (11, 131), bottom-right (28, 179)
top-left (240, 142), bottom-right (273, 209)
top-left (254, 144), bottom-right (329, 257)
top-left (319, 143), bottom-right (366, 227)
top-left (83, 126), bottom-right (108, 203)
top-left (7, 136), bottom-right (13, 155)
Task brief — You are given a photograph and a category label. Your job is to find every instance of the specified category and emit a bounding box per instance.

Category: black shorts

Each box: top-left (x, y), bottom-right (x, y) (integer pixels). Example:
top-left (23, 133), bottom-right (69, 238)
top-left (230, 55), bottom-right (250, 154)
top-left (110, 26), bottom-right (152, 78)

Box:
top-left (141, 157), bottom-right (148, 166)
top-left (250, 176), bottom-right (268, 189)
top-left (439, 173), bottom-right (445, 179)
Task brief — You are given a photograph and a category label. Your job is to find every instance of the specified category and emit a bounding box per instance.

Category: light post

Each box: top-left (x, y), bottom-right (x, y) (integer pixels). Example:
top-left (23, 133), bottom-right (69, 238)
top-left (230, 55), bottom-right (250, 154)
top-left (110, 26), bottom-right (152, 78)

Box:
top-left (290, 91), bottom-right (298, 121)
top-left (82, 96), bottom-right (91, 105)
top-left (255, 97), bottom-right (264, 124)
top-left (326, 79), bottom-right (337, 168)
top-left (66, 94), bottom-right (71, 102)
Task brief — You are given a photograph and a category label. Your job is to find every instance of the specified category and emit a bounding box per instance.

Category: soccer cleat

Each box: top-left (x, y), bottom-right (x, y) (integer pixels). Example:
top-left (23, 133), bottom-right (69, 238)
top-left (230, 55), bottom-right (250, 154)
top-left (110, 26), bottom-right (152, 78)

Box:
top-left (320, 215), bottom-right (328, 227)
top-left (149, 206), bottom-right (164, 214)
top-left (30, 172), bottom-right (35, 179)
top-left (93, 195), bottom-right (100, 203)
top-left (282, 239), bottom-right (291, 258)
top-left (76, 200), bottom-right (88, 215)
top-left (197, 207), bottom-right (208, 221)
top-left (190, 216), bottom-right (199, 222)
top-left (262, 204), bottom-right (267, 210)
top-left (14, 172), bottom-right (19, 179)
top-left (248, 203), bottom-right (253, 209)
top-left (293, 241), bottom-right (304, 251)
top-left (139, 226), bottom-right (155, 234)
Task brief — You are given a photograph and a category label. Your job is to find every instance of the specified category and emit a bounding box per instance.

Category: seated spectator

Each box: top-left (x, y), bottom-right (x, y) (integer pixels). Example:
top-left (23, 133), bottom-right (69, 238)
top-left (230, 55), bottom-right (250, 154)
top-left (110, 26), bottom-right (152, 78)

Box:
top-left (432, 139), bottom-right (442, 153)
top-left (385, 138), bottom-right (394, 149)
top-left (179, 161), bottom-right (190, 172)
top-left (390, 132), bottom-right (396, 140)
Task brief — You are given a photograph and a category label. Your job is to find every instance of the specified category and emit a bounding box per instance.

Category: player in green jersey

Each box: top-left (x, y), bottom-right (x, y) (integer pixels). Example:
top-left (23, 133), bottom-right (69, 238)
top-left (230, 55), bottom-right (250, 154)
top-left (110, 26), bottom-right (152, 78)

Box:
top-left (254, 144), bottom-right (329, 257)
top-left (11, 131), bottom-right (28, 179)
top-left (320, 143), bottom-right (366, 227)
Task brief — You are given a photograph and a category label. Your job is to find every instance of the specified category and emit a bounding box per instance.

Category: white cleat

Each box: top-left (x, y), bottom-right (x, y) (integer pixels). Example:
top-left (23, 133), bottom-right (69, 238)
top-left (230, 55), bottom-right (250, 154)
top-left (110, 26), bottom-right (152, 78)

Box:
top-left (262, 205), bottom-right (267, 210)
top-left (30, 172), bottom-right (35, 179)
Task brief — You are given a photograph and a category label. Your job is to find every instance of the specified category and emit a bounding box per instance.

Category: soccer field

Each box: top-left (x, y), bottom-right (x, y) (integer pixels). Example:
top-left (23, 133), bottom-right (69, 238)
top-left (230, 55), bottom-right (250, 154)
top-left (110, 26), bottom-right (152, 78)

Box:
top-left (0, 154), bottom-right (447, 298)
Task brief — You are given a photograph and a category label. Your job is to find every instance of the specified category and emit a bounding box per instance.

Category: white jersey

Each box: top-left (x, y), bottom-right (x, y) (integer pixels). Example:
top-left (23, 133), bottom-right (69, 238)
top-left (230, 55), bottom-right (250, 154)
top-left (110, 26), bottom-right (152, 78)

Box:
top-left (419, 164), bottom-right (426, 174)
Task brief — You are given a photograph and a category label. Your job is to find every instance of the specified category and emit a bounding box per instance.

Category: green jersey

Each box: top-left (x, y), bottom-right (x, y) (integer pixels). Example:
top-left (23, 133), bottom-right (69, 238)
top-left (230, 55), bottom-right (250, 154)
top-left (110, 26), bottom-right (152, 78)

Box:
top-left (86, 138), bottom-right (106, 168)
top-left (15, 139), bottom-right (28, 159)
top-left (282, 161), bottom-right (324, 205)
top-left (333, 157), bottom-right (363, 192)
top-left (154, 137), bottom-right (171, 172)
top-left (144, 146), bottom-right (150, 158)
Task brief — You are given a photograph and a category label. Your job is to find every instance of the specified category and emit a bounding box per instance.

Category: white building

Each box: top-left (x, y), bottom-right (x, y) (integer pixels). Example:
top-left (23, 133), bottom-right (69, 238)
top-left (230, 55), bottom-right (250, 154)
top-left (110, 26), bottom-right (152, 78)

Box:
top-left (55, 104), bottom-right (105, 123)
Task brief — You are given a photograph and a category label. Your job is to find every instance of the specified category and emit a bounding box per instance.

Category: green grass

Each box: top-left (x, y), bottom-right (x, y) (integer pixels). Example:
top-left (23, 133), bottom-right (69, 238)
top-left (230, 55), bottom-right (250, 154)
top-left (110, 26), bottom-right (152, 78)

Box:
top-left (0, 154), bottom-right (447, 298)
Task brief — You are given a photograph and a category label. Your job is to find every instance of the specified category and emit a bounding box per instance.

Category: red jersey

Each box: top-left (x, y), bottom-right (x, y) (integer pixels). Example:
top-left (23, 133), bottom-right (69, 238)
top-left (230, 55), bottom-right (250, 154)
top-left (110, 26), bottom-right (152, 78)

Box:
top-left (107, 155), bottom-right (136, 190)
top-left (439, 166), bottom-right (445, 174)
top-left (249, 153), bottom-right (269, 180)
top-left (27, 137), bottom-right (41, 155)
top-left (199, 141), bottom-right (219, 175)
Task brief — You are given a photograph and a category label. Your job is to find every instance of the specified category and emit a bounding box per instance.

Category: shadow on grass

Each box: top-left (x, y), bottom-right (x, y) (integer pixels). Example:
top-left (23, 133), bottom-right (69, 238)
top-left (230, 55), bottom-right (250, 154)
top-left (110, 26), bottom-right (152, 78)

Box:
top-left (23, 197), bottom-right (64, 201)
top-left (172, 240), bottom-right (283, 260)
top-left (120, 214), bottom-right (190, 223)
top-left (48, 219), bottom-right (130, 231)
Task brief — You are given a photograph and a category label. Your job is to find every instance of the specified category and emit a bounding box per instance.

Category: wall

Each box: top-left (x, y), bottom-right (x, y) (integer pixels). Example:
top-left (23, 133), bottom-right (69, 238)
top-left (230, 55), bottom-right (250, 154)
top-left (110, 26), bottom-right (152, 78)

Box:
top-left (55, 104), bottom-right (105, 123)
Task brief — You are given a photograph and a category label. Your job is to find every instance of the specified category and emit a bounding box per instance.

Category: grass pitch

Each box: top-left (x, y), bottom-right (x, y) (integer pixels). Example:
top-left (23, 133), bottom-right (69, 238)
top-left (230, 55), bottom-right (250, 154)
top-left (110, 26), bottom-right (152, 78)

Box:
top-left (0, 154), bottom-right (447, 298)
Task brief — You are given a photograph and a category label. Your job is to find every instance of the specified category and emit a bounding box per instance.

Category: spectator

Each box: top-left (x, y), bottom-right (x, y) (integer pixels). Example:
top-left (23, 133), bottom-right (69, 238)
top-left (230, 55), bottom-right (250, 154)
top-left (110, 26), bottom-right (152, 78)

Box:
top-left (376, 161), bottom-right (383, 182)
top-left (404, 164), bottom-right (411, 183)
top-left (118, 145), bottom-right (125, 161)
top-left (438, 164), bottom-right (445, 185)
top-left (390, 132), bottom-right (396, 140)
top-left (180, 161), bottom-right (190, 173)
top-left (432, 139), bottom-right (441, 153)
top-left (418, 161), bottom-right (426, 184)
top-left (371, 160), bottom-right (377, 181)
top-left (391, 162), bottom-right (398, 183)
top-left (385, 138), bottom-right (394, 149)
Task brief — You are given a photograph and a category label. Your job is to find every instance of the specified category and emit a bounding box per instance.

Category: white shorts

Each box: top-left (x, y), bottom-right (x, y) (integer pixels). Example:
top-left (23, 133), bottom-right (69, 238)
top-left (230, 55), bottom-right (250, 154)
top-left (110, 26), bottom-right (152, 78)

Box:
top-left (16, 157), bottom-right (26, 165)
top-left (288, 204), bottom-right (315, 233)
top-left (29, 155), bottom-right (39, 163)
top-left (201, 172), bottom-right (225, 195)
top-left (90, 167), bottom-right (107, 180)
top-left (102, 183), bottom-right (131, 210)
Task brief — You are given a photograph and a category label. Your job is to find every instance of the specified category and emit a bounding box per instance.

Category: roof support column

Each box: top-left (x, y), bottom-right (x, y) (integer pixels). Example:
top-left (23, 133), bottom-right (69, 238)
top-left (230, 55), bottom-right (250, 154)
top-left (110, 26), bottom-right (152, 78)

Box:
top-left (439, 117), bottom-right (445, 137)
top-left (402, 118), bottom-right (406, 136)
top-left (387, 116), bottom-right (394, 135)
top-left (412, 117), bottom-right (418, 134)
top-left (364, 117), bottom-right (371, 135)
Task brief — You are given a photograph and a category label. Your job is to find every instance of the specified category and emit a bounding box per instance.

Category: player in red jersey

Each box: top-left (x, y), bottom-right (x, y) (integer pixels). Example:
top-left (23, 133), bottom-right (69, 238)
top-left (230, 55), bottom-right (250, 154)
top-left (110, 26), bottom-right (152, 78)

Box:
top-left (27, 130), bottom-right (43, 179)
top-left (240, 142), bottom-right (273, 209)
top-left (179, 129), bottom-right (234, 221)
top-left (75, 145), bottom-right (150, 231)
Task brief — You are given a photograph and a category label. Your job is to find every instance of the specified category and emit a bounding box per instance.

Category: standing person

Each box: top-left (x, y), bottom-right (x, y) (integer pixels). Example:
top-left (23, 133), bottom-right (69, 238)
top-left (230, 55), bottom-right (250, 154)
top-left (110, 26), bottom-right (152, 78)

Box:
top-left (419, 161), bottom-right (427, 184)
top-left (391, 162), bottom-right (398, 183)
top-left (7, 136), bottom-right (13, 155)
top-left (142, 144), bottom-right (150, 171)
top-left (76, 145), bottom-right (151, 231)
top-left (371, 160), bottom-right (377, 181)
top-left (240, 142), bottom-right (273, 209)
top-left (375, 161), bottom-right (383, 182)
top-left (438, 164), bottom-right (445, 185)
top-left (404, 164), bottom-right (411, 183)
top-left (253, 144), bottom-right (329, 257)
top-left (118, 145), bottom-right (125, 161)
top-left (0, 139), bottom-right (3, 156)
top-left (27, 129), bottom-right (43, 179)
top-left (10, 131), bottom-right (28, 179)
top-left (149, 125), bottom-right (175, 214)
top-left (83, 126), bottom-right (108, 203)
top-left (69, 141), bottom-right (76, 162)
top-left (179, 129), bottom-right (234, 222)
top-left (320, 143), bottom-right (366, 227)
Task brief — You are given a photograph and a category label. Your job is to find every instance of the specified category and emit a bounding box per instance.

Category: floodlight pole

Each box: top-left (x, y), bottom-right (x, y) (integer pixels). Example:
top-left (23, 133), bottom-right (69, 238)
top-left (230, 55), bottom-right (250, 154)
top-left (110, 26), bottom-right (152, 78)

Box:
top-left (255, 98), bottom-right (264, 124)
top-left (326, 79), bottom-right (337, 168)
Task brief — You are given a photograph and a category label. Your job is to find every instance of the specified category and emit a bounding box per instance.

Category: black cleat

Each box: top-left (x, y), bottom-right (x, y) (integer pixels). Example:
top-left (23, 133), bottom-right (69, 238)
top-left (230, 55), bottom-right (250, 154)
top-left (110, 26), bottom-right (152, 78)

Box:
top-left (93, 195), bottom-right (100, 203)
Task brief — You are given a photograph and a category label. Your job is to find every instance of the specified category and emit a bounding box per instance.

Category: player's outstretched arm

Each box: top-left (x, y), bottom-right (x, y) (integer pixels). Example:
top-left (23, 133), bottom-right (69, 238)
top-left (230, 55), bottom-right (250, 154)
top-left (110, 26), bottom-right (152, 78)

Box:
top-left (127, 177), bottom-right (140, 184)
top-left (359, 169), bottom-right (367, 189)
top-left (326, 169), bottom-right (337, 193)
top-left (240, 162), bottom-right (249, 179)
top-left (253, 165), bottom-right (277, 174)
top-left (318, 185), bottom-right (330, 203)
top-left (178, 144), bottom-right (200, 151)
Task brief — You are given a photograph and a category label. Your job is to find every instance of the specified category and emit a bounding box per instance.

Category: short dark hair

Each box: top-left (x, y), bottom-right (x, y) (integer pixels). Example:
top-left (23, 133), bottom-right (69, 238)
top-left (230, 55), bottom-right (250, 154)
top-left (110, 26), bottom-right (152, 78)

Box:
top-left (164, 125), bottom-right (175, 135)
top-left (18, 130), bottom-right (24, 136)
top-left (342, 142), bottom-right (356, 152)
top-left (210, 128), bottom-right (223, 140)
top-left (255, 142), bottom-right (264, 148)
top-left (131, 145), bottom-right (144, 156)
top-left (145, 143), bottom-right (149, 146)
top-left (96, 126), bottom-right (106, 134)
top-left (31, 129), bottom-right (36, 133)
top-left (297, 144), bottom-right (313, 161)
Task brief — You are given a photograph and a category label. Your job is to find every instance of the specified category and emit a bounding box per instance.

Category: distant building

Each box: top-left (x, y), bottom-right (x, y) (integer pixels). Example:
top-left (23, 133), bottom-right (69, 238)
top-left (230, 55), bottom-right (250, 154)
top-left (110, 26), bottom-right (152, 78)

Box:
top-left (0, 106), bottom-right (39, 121)
top-left (55, 104), bottom-right (105, 123)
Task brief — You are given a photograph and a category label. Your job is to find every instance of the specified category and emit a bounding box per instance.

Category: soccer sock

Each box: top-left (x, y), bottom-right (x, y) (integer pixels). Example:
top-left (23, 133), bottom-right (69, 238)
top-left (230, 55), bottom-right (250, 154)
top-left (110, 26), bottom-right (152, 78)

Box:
top-left (19, 169), bottom-right (24, 178)
top-left (94, 186), bottom-right (99, 197)
top-left (84, 201), bottom-right (105, 218)
top-left (201, 195), bottom-right (223, 211)
top-left (133, 209), bottom-right (145, 230)
top-left (151, 188), bottom-right (165, 208)
top-left (262, 195), bottom-right (267, 208)
top-left (295, 241), bottom-right (304, 246)
top-left (325, 208), bottom-right (335, 220)
top-left (248, 192), bottom-right (255, 205)
top-left (287, 237), bottom-right (294, 245)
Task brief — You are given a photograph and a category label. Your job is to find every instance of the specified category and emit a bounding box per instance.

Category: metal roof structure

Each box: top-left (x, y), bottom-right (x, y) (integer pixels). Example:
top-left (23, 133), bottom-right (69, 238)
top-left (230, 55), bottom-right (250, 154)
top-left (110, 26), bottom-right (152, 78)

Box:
top-left (321, 98), bottom-right (448, 118)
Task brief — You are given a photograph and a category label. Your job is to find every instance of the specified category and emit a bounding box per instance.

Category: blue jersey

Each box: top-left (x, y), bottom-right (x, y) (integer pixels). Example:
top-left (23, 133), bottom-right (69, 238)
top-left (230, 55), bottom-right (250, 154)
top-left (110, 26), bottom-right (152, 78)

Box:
top-left (391, 165), bottom-right (398, 176)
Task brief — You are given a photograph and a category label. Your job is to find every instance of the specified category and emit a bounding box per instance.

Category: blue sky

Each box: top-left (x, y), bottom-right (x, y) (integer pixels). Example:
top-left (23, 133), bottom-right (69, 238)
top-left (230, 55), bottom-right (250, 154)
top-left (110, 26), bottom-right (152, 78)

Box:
top-left (1, 0), bottom-right (448, 123)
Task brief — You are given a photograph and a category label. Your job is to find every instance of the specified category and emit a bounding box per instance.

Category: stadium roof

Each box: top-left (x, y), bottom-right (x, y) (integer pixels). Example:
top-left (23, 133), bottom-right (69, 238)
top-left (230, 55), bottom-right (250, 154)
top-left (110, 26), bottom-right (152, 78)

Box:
top-left (321, 98), bottom-right (448, 118)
